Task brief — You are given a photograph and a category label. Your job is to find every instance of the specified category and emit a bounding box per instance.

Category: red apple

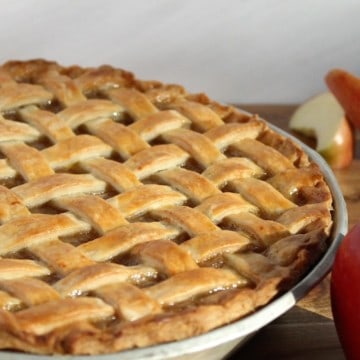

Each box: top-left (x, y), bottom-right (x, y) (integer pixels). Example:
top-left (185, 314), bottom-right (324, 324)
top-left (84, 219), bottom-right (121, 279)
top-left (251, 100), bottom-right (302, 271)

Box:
top-left (289, 92), bottom-right (354, 169)
top-left (326, 69), bottom-right (360, 129)
top-left (331, 223), bottom-right (360, 360)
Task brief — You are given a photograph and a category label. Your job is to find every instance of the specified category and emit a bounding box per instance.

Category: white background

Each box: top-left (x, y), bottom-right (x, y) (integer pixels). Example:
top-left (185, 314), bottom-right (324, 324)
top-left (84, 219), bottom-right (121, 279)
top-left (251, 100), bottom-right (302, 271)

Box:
top-left (0, 0), bottom-right (359, 103)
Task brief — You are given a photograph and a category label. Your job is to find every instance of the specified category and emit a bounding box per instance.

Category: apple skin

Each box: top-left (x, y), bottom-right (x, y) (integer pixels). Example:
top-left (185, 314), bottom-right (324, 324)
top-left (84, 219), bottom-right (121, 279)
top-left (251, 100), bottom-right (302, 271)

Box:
top-left (331, 223), bottom-right (360, 360)
top-left (326, 69), bottom-right (360, 129)
top-left (319, 116), bottom-right (354, 170)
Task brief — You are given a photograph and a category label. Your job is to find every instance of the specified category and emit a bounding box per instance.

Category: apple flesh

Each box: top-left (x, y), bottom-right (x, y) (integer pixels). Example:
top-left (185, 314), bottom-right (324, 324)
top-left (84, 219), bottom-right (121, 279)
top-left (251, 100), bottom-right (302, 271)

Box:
top-left (289, 92), bottom-right (354, 169)
top-left (326, 69), bottom-right (360, 129)
top-left (331, 223), bottom-right (360, 360)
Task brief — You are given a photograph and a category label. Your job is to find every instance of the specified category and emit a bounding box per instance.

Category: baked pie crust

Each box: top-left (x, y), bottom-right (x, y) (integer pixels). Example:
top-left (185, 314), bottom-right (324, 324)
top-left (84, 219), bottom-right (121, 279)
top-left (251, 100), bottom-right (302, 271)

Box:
top-left (0, 59), bottom-right (333, 355)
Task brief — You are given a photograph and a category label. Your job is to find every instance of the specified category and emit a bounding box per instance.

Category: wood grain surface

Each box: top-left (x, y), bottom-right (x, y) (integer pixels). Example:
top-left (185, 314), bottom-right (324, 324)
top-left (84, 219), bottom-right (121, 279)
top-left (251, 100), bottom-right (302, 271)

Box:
top-left (226, 104), bottom-right (359, 360)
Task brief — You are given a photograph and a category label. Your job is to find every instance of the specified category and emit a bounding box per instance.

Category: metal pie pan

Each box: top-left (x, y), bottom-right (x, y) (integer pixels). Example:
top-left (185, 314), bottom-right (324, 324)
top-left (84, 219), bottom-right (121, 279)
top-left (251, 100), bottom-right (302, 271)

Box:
top-left (0, 122), bottom-right (348, 360)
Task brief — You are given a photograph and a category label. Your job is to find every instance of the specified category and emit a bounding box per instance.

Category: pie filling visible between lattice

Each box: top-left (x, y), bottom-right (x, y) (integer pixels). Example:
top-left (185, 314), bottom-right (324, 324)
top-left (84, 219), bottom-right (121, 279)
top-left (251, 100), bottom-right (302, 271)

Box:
top-left (0, 59), bottom-right (333, 355)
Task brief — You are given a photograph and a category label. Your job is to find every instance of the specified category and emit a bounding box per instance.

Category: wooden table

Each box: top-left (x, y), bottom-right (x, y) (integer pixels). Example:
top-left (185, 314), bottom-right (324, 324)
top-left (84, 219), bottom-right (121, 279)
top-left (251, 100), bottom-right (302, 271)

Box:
top-left (226, 104), bottom-right (360, 360)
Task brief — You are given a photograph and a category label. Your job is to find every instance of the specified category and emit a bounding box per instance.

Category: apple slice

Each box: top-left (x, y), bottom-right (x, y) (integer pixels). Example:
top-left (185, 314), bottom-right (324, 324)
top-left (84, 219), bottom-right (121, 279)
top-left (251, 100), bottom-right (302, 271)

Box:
top-left (326, 68), bottom-right (360, 129)
top-left (289, 92), bottom-right (354, 169)
top-left (331, 223), bottom-right (360, 360)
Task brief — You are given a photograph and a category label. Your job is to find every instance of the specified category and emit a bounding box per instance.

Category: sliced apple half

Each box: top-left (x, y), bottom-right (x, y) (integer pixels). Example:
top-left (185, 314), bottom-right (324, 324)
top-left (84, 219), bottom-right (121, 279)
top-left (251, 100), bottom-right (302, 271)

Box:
top-left (289, 92), bottom-right (354, 169)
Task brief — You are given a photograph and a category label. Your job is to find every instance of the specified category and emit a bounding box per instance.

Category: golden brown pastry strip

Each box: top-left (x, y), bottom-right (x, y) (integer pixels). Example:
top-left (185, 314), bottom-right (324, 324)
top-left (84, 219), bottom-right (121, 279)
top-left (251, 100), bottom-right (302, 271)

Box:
top-left (131, 240), bottom-right (198, 276)
top-left (19, 106), bottom-right (75, 142)
top-left (15, 298), bottom-right (114, 335)
top-left (38, 73), bottom-right (86, 106)
top-left (107, 87), bottom-right (158, 119)
top-left (95, 282), bottom-right (162, 321)
top-left (163, 128), bottom-right (225, 168)
top-left (205, 120), bottom-right (264, 150)
top-left (180, 230), bottom-right (250, 263)
top-left (196, 192), bottom-right (258, 223)
top-left (0, 259), bottom-right (50, 280)
top-left (223, 213), bottom-right (290, 247)
top-left (157, 168), bottom-right (221, 204)
top-left (54, 263), bottom-right (157, 296)
top-left (202, 157), bottom-right (265, 187)
top-left (54, 194), bottom-right (128, 234)
top-left (58, 99), bottom-right (124, 129)
top-left (82, 157), bottom-right (141, 191)
top-left (0, 185), bottom-right (30, 223)
top-left (130, 110), bottom-right (190, 141)
top-left (125, 144), bottom-right (189, 179)
top-left (0, 278), bottom-right (60, 306)
top-left (87, 119), bottom-right (149, 159)
top-left (13, 174), bottom-right (106, 207)
top-left (0, 213), bottom-right (89, 255)
top-left (30, 239), bottom-right (95, 275)
top-left (0, 142), bottom-right (54, 181)
top-left (151, 205), bottom-right (219, 237)
top-left (78, 222), bottom-right (180, 262)
top-left (231, 138), bottom-right (295, 175)
top-left (42, 134), bottom-right (112, 169)
top-left (230, 178), bottom-right (296, 219)
top-left (167, 100), bottom-right (223, 132)
top-left (145, 268), bottom-right (244, 305)
top-left (108, 184), bottom-right (186, 218)
top-left (0, 116), bottom-right (40, 142)
top-left (0, 83), bottom-right (53, 111)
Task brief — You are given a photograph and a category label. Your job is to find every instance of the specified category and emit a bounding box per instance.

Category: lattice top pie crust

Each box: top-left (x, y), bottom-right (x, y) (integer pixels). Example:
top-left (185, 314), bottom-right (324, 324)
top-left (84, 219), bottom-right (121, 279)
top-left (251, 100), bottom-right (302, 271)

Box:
top-left (0, 60), bottom-right (332, 355)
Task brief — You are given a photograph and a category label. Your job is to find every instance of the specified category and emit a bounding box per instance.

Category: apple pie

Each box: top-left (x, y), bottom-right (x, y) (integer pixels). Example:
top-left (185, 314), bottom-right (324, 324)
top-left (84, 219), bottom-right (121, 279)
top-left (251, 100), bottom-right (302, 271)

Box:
top-left (0, 59), bottom-right (333, 355)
